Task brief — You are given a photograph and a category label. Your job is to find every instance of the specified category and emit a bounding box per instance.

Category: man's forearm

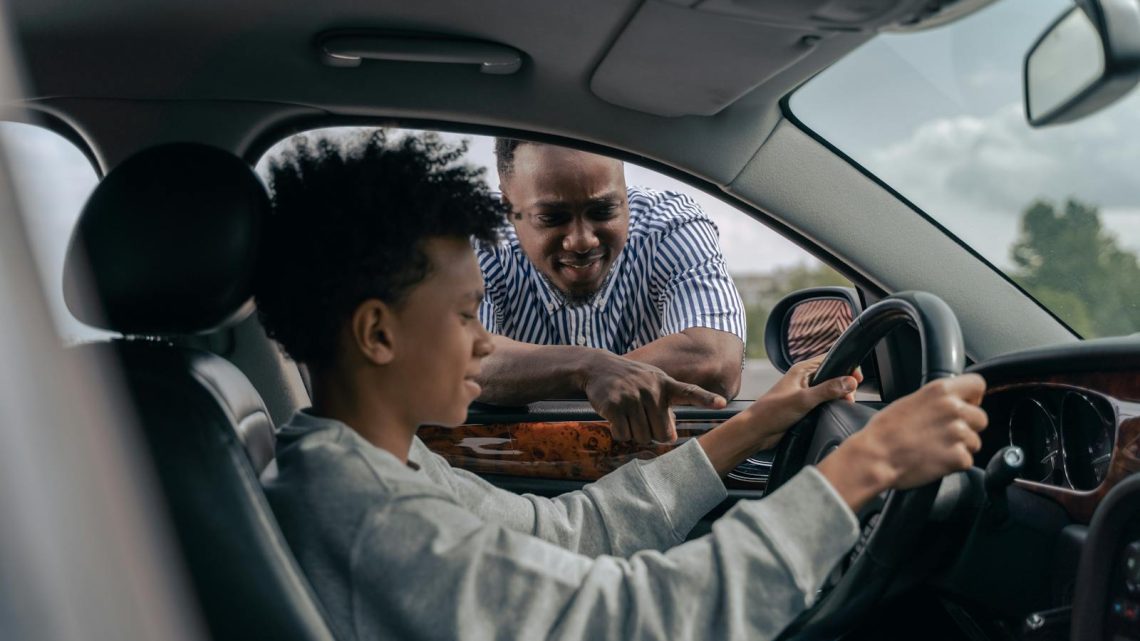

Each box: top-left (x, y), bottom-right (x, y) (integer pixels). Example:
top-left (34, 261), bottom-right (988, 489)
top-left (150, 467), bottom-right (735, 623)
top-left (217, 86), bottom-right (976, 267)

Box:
top-left (475, 336), bottom-right (598, 405)
top-left (624, 328), bottom-right (743, 399)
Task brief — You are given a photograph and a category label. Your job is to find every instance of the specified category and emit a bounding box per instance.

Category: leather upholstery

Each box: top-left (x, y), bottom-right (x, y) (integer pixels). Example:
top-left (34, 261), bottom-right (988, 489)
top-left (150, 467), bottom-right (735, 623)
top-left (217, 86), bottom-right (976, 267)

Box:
top-left (84, 340), bottom-right (335, 641)
top-left (65, 144), bottom-right (335, 640)
top-left (63, 143), bottom-right (268, 336)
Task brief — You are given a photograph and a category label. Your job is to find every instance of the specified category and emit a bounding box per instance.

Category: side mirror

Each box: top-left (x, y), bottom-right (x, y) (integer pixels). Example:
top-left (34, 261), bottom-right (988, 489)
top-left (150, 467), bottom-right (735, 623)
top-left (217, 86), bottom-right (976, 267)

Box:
top-left (1025, 0), bottom-right (1140, 127)
top-left (764, 287), bottom-right (861, 373)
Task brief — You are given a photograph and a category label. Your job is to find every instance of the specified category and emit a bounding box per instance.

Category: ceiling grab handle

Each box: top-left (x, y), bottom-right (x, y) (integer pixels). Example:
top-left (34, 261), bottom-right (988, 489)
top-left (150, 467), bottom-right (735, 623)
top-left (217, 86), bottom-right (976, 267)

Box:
top-left (319, 35), bottom-right (522, 75)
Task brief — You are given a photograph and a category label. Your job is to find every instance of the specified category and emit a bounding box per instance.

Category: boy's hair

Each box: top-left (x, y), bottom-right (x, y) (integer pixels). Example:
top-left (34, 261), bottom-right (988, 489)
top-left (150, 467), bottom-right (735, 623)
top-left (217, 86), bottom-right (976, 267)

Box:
top-left (255, 129), bottom-right (504, 366)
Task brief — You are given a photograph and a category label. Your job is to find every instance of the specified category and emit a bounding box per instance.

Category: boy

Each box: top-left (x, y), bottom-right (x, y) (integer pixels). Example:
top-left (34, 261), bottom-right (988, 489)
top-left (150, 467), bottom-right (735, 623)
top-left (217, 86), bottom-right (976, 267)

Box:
top-left (256, 131), bottom-right (988, 641)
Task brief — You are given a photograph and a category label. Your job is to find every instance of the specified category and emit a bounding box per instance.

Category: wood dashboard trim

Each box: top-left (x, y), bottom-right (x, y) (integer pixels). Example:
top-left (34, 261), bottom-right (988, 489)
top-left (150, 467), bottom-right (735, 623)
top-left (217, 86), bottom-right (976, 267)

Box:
top-left (989, 372), bottom-right (1140, 523)
top-left (419, 419), bottom-right (763, 490)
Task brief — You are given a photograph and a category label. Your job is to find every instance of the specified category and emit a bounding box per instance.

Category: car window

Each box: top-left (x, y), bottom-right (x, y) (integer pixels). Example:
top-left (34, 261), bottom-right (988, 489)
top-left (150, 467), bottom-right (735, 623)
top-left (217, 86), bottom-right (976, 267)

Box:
top-left (792, 0), bottom-right (1140, 339)
top-left (0, 122), bottom-right (110, 343)
top-left (258, 127), bottom-right (850, 399)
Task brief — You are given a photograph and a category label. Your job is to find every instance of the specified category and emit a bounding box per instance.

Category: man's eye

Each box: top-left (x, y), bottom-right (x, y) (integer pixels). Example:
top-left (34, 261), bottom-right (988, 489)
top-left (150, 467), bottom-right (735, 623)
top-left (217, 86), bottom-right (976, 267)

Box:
top-left (536, 213), bottom-right (569, 227)
top-left (589, 206), bottom-right (618, 221)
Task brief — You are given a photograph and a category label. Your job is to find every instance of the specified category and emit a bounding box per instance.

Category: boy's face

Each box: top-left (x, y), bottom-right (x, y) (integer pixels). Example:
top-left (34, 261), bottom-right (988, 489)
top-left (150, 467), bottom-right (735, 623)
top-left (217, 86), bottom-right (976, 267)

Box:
top-left (390, 236), bottom-right (494, 427)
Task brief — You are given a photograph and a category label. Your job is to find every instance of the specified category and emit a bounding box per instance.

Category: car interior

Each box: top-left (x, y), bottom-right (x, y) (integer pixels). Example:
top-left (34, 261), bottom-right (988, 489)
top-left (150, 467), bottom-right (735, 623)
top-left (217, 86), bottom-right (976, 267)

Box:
top-left (2, 0), bottom-right (1139, 639)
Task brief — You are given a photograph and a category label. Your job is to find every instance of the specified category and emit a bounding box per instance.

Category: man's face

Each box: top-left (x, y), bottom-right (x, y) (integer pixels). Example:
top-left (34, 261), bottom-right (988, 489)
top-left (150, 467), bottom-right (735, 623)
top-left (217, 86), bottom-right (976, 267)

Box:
top-left (390, 236), bottom-right (494, 427)
top-left (500, 145), bottom-right (629, 301)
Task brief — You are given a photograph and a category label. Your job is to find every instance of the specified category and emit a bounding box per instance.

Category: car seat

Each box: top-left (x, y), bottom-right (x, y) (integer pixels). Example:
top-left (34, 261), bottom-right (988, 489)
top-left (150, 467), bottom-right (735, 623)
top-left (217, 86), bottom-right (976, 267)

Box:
top-left (62, 143), bottom-right (336, 641)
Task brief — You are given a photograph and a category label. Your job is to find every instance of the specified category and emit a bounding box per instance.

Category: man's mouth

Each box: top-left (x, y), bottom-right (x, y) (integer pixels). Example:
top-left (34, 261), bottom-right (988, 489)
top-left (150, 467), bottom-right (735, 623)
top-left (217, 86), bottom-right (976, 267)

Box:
top-left (556, 252), bottom-right (606, 270)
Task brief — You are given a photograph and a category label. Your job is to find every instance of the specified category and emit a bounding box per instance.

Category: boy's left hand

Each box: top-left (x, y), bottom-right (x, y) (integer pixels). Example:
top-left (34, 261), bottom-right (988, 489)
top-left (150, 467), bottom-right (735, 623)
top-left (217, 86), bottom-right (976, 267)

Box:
top-left (743, 354), bottom-right (862, 450)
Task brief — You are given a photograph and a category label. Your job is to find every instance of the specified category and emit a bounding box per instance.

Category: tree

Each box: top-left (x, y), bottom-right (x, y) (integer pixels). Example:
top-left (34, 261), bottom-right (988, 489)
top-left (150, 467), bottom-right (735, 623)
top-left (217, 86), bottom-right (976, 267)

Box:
top-left (1010, 198), bottom-right (1140, 338)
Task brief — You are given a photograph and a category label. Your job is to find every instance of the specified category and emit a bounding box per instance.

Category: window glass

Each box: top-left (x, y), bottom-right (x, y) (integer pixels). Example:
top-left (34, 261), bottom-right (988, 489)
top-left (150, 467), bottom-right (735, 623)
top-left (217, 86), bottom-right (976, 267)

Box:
top-left (0, 122), bottom-right (109, 344)
top-left (258, 127), bottom-right (849, 399)
top-left (792, 0), bottom-right (1140, 338)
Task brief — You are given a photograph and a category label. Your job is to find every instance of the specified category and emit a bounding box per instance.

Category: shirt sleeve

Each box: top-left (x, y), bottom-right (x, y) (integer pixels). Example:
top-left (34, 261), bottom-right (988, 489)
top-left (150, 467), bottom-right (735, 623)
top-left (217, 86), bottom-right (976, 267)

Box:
top-left (413, 438), bottom-right (727, 557)
top-left (349, 466), bottom-right (860, 641)
top-left (650, 195), bottom-right (746, 344)
top-left (474, 240), bottom-right (503, 334)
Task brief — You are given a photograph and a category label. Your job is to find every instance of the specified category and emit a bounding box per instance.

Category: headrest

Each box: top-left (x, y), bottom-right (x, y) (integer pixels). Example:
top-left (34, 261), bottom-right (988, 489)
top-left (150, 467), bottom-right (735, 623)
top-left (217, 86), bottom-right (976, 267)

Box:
top-left (64, 143), bottom-right (268, 335)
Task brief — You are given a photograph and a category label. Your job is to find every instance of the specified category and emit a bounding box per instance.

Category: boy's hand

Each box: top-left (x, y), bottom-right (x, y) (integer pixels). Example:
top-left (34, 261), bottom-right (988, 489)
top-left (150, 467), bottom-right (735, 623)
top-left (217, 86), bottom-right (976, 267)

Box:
top-left (696, 354), bottom-right (859, 475)
top-left (818, 374), bottom-right (988, 511)
top-left (737, 354), bottom-right (861, 450)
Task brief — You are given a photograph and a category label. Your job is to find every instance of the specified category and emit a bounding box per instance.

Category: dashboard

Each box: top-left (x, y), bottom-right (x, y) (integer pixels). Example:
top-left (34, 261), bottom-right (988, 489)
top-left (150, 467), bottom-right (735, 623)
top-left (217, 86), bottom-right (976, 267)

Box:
top-left (981, 386), bottom-right (1115, 491)
top-left (968, 338), bottom-right (1140, 641)
top-left (970, 339), bottom-right (1140, 525)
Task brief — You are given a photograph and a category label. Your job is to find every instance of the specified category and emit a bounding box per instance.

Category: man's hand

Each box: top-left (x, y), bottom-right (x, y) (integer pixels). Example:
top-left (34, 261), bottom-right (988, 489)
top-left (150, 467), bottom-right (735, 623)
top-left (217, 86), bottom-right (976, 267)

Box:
top-left (818, 374), bottom-right (989, 511)
top-left (578, 351), bottom-right (726, 444)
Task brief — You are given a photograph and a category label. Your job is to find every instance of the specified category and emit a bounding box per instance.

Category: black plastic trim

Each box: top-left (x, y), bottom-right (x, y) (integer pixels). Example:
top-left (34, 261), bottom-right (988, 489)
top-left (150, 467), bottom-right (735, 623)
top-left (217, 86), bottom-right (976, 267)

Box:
top-left (1072, 473), bottom-right (1140, 639)
top-left (465, 399), bottom-right (753, 425)
top-left (967, 335), bottom-right (1140, 381)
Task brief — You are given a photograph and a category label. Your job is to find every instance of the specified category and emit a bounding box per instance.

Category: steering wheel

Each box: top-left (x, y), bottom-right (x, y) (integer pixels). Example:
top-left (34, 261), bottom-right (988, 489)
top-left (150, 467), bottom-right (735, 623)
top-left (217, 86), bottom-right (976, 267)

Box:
top-left (766, 291), bottom-right (965, 641)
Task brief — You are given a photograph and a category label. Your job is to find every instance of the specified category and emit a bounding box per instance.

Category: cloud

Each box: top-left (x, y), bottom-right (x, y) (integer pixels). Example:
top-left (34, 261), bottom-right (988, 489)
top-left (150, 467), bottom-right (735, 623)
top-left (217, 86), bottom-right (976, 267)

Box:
top-left (864, 97), bottom-right (1140, 266)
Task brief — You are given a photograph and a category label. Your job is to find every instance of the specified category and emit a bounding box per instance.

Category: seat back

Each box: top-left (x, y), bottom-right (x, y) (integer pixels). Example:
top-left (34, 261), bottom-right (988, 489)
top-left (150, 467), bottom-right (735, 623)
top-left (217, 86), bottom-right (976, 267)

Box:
top-left (64, 143), bottom-right (336, 641)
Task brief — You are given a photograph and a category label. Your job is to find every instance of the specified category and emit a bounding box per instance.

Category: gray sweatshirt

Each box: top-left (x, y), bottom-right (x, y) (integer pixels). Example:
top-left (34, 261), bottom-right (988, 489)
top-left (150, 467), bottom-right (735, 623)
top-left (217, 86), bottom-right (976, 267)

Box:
top-left (264, 410), bottom-right (860, 641)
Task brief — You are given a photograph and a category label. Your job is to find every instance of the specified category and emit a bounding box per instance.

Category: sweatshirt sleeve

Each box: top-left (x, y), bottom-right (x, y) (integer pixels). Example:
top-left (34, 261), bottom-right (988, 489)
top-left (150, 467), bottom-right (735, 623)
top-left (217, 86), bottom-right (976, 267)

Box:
top-left (416, 437), bottom-right (727, 557)
top-left (348, 466), bottom-right (860, 641)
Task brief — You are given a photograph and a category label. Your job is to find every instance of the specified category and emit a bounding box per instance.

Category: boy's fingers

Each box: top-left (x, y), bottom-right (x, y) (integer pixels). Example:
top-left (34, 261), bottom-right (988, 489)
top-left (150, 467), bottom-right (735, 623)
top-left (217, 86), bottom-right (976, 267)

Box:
top-left (948, 373), bottom-right (987, 405)
top-left (810, 375), bottom-right (857, 404)
top-left (958, 402), bottom-right (989, 431)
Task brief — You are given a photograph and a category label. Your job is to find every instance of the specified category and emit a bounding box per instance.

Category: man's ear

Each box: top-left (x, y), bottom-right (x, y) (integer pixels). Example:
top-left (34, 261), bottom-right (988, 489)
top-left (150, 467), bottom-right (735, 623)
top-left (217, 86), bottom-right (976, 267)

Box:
top-left (350, 299), bottom-right (397, 366)
top-left (499, 189), bottom-right (522, 224)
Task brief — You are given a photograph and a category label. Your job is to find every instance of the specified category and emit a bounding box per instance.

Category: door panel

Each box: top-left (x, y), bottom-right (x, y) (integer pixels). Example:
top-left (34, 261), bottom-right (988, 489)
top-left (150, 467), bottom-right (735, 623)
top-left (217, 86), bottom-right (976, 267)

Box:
top-left (422, 400), bottom-right (774, 539)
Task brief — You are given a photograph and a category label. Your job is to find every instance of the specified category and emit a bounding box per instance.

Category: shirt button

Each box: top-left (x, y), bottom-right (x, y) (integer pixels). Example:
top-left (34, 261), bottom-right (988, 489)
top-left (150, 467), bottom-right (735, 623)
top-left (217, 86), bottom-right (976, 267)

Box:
top-left (546, 303), bottom-right (554, 312)
top-left (577, 335), bottom-right (587, 345)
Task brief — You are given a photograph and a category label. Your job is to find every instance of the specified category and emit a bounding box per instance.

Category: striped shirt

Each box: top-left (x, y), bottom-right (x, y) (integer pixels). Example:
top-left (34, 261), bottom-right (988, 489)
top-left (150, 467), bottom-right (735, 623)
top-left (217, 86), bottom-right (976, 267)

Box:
top-left (476, 187), bottom-right (746, 353)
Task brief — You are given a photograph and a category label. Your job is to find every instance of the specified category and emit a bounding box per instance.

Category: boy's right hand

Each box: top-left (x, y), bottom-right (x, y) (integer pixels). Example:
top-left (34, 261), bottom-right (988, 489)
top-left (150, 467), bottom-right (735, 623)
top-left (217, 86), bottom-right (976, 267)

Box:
top-left (817, 373), bottom-right (988, 512)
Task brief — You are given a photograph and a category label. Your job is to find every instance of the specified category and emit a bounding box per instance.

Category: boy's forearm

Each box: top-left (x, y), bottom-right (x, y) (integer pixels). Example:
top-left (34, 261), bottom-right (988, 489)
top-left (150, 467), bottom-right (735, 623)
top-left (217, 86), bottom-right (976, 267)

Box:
top-left (695, 401), bottom-right (782, 477)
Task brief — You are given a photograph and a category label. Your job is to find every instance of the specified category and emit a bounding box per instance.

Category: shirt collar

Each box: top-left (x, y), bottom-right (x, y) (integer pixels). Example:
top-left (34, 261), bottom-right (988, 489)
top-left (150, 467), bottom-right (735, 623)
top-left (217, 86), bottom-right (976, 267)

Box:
top-left (287, 409), bottom-right (422, 471)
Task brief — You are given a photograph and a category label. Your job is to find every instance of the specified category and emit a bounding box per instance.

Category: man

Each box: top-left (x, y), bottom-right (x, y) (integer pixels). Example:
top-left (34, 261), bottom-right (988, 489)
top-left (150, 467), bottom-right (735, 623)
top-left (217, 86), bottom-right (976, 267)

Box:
top-left (476, 139), bottom-right (746, 443)
top-left (255, 131), bottom-right (989, 641)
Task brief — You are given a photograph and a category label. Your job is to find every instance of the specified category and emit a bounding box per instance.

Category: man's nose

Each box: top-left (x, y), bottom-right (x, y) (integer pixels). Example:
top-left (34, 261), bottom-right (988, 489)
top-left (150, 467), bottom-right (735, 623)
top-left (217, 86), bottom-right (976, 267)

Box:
top-left (562, 218), bottom-right (600, 253)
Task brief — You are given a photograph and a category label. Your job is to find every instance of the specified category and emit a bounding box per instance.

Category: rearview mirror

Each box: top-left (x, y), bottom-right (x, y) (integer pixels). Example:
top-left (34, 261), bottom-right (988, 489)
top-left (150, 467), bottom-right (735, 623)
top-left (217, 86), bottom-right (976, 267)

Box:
top-left (764, 287), bottom-right (861, 373)
top-left (1025, 0), bottom-right (1140, 127)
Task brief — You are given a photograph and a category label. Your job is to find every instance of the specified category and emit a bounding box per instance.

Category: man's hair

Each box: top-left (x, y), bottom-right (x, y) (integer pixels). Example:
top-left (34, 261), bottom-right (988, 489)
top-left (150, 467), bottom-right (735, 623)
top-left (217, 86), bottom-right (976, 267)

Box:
top-left (494, 136), bottom-right (531, 179)
top-left (255, 130), bottom-right (504, 366)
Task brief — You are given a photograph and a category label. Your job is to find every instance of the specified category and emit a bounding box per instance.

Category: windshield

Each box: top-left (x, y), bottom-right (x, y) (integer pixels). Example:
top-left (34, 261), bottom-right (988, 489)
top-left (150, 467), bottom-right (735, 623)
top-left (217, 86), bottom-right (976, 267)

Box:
top-left (792, 0), bottom-right (1140, 339)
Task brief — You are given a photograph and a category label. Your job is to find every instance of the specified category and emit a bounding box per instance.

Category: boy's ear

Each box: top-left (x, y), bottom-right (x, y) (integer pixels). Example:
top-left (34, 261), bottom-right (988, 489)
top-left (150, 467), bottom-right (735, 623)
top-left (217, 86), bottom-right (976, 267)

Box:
top-left (350, 299), bottom-right (396, 366)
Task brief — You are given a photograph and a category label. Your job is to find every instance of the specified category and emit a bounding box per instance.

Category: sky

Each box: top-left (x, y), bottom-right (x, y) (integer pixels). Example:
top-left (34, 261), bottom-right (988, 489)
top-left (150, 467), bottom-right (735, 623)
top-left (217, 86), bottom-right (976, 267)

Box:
top-left (793, 0), bottom-right (1140, 268)
top-left (6, 0), bottom-right (1138, 340)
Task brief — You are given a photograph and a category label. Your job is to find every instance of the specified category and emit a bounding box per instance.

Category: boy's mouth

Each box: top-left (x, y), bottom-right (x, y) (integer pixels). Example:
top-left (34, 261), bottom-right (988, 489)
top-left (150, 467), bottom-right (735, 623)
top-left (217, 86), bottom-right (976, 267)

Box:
top-left (463, 372), bottom-right (482, 397)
